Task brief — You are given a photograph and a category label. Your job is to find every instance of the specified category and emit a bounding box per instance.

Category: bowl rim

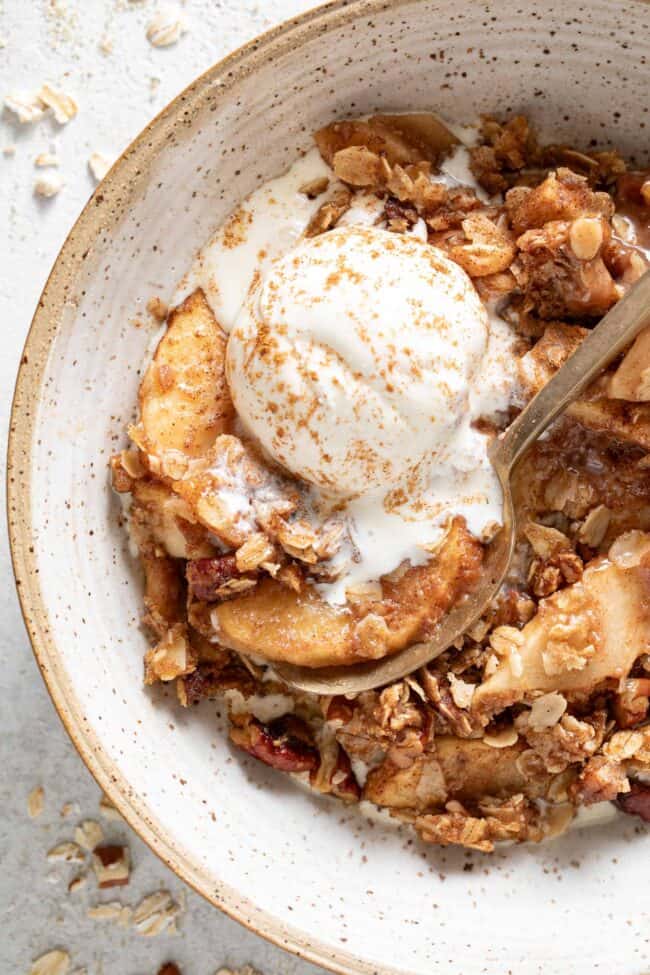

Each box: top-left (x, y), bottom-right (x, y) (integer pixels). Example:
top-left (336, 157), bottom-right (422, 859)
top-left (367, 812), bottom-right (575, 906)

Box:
top-left (7, 0), bottom-right (647, 972)
top-left (6, 2), bottom-right (416, 973)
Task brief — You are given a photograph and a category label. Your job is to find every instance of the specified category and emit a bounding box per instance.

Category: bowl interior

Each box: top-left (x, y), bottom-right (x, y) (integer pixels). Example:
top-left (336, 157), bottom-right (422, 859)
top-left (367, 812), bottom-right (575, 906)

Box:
top-left (10, 2), bottom-right (650, 973)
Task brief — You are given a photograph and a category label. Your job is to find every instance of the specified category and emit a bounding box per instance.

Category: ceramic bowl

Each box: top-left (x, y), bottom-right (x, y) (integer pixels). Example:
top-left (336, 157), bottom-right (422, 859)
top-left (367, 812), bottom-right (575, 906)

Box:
top-left (9, 1), bottom-right (650, 973)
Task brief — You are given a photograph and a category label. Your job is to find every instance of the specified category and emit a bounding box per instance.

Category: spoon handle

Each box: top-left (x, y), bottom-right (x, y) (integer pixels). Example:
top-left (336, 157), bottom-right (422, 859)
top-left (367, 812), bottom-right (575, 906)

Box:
top-left (490, 270), bottom-right (650, 476)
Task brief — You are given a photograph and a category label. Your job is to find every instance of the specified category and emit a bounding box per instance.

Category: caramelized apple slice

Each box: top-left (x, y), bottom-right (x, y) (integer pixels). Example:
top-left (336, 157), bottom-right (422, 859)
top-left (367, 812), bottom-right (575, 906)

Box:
top-left (568, 395), bottom-right (650, 449)
top-left (214, 577), bottom-right (354, 668)
top-left (131, 477), bottom-right (216, 559)
top-left (214, 519), bottom-right (482, 667)
top-left (363, 737), bottom-right (554, 811)
top-left (607, 325), bottom-right (650, 401)
top-left (473, 540), bottom-right (650, 719)
top-left (519, 323), bottom-right (650, 448)
top-left (134, 289), bottom-right (233, 463)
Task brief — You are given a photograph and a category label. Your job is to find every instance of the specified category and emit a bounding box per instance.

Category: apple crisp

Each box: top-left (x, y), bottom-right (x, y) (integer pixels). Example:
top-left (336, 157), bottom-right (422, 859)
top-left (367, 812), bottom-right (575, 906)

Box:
top-left (112, 113), bottom-right (650, 851)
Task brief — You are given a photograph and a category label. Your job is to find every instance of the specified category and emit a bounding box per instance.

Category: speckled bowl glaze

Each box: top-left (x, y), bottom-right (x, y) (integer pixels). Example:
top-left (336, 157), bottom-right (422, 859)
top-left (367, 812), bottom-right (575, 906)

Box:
top-left (9, 1), bottom-right (650, 972)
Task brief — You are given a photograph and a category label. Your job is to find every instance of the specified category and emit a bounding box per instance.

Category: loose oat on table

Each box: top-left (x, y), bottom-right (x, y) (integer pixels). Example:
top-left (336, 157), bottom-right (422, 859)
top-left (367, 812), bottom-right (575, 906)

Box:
top-left (46, 841), bottom-right (85, 863)
top-left (37, 84), bottom-right (77, 124)
top-left (73, 819), bottom-right (104, 851)
top-left (34, 153), bottom-right (60, 168)
top-left (146, 5), bottom-right (188, 47)
top-left (34, 173), bottom-right (64, 198)
top-left (4, 92), bottom-right (45, 124)
top-left (29, 950), bottom-right (70, 975)
top-left (132, 889), bottom-right (182, 936)
top-left (88, 151), bottom-right (113, 183)
top-left (67, 873), bottom-right (88, 894)
top-left (27, 785), bottom-right (45, 818)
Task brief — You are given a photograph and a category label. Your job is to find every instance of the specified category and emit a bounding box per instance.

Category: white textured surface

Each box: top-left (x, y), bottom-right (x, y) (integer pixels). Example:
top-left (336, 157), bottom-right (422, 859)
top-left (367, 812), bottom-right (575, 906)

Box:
top-left (0, 2), bottom-right (323, 973)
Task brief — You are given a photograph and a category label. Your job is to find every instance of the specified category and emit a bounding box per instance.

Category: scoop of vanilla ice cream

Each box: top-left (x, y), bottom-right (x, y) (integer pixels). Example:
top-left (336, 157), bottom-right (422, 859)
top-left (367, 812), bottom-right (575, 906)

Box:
top-left (226, 225), bottom-right (489, 497)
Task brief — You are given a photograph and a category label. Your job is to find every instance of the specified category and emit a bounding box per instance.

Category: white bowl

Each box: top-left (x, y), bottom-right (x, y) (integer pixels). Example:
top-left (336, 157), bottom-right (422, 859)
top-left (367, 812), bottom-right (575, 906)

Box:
top-left (9, 2), bottom-right (650, 973)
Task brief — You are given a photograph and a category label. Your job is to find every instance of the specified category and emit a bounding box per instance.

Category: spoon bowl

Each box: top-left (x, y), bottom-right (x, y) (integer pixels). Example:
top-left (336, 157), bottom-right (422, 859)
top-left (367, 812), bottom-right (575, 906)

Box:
top-left (275, 270), bottom-right (650, 695)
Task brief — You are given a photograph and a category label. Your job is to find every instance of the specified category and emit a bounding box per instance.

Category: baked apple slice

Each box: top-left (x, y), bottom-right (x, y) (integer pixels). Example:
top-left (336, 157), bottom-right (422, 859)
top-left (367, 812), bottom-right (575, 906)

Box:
top-left (473, 534), bottom-right (650, 719)
top-left (214, 518), bottom-right (482, 667)
top-left (132, 289), bottom-right (233, 466)
top-left (363, 737), bottom-right (555, 811)
top-left (520, 323), bottom-right (650, 448)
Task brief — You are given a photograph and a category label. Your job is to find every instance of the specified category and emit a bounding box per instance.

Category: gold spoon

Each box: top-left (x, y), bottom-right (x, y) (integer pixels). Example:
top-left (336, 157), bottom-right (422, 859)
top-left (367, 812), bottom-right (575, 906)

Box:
top-left (274, 270), bottom-right (650, 696)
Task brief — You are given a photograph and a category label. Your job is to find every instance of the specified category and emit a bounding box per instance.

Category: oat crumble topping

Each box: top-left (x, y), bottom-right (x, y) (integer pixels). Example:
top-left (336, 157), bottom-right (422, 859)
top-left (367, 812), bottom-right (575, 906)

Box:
top-left (112, 112), bottom-right (650, 852)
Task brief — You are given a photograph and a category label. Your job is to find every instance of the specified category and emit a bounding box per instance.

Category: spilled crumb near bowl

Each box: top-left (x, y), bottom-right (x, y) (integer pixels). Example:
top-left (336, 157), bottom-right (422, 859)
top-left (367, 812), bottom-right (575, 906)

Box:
top-left (23, 777), bottom-right (268, 975)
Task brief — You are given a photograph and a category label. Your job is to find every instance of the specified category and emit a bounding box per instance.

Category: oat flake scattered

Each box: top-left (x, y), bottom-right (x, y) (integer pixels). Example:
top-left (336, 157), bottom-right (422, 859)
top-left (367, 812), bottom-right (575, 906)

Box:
top-left (74, 819), bottom-right (104, 851)
top-left (3, 145), bottom-right (16, 156)
top-left (29, 949), bottom-right (70, 975)
top-left (146, 4), bottom-right (188, 47)
top-left (27, 785), bottom-right (45, 818)
top-left (99, 34), bottom-right (113, 55)
top-left (38, 83), bottom-right (78, 124)
top-left (35, 172), bottom-right (65, 198)
top-left (35, 152), bottom-right (60, 168)
top-left (60, 802), bottom-right (78, 818)
top-left (68, 873), bottom-right (88, 893)
top-left (133, 889), bottom-right (181, 936)
top-left (87, 902), bottom-right (124, 921)
top-left (88, 152), bottom-right (112, 183)
top-left (46, 841), bottom-right (84, 862)
top-left (4, 92), bottom-right (45, 124)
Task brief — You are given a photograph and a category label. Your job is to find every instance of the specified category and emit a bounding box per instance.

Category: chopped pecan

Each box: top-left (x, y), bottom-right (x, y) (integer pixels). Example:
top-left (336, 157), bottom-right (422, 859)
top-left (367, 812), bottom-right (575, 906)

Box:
top-left (419, 670), bottom-right (480, 738)
top-left (506, 169), bottom-right (614, 235)
top-left (92, 844), bottom-right (131, 888)
top-left (186, 555), bottom-right (255, 602)
top-left (469, 115), bottom-right (535, 194)
top-left (571, 754), bottom-right (630, 804)
top-left (177, 659), bottom-right (257, 706)
top-left (615, 781), bottom-right (650, 822)
top-left (304, 188), bottom-right (352, 237)
top-left (384, 195), bottom-right (418, 231)
top-left (230, 714), bottom-right (319, 773)
top-left (325, 696), bottom-right (356, 725)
